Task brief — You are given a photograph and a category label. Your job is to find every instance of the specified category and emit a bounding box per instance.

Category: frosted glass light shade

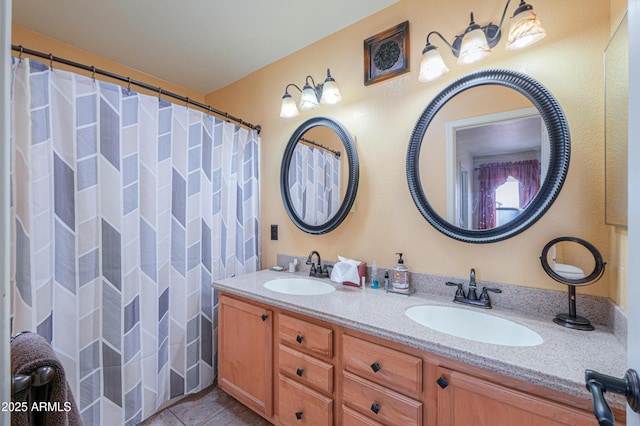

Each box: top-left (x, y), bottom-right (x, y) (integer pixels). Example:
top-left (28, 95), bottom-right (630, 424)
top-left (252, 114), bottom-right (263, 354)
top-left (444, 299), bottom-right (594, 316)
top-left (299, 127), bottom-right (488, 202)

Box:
top-left (299, 86), bottom-right (319, 110)
top-left (419, 47), bottom-right (450, 82)
top-left (280, 95), bottom-right (300, 118)
top-left (320, 80), bottom-right (342, 104)
top-left (506, 9), bottom-right (547, 50)
top-left (457, 28), bottom-right (491, 65)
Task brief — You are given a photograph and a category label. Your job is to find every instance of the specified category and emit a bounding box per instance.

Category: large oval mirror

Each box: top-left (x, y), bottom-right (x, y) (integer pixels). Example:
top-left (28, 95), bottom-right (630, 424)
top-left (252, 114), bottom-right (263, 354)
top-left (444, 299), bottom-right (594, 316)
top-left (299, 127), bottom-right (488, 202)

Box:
top-left (281, 116), bottom-right (359, 234)
top-left (407, 69), bottom-right (570, 243)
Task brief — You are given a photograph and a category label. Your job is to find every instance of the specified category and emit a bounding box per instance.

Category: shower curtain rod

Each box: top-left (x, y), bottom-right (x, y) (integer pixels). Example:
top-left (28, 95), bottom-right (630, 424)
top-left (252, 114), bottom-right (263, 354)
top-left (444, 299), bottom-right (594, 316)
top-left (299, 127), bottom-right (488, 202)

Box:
top-left (11, 45), bottom-right (261, 134)
top-left (299, 137), bottom-right (341, 157)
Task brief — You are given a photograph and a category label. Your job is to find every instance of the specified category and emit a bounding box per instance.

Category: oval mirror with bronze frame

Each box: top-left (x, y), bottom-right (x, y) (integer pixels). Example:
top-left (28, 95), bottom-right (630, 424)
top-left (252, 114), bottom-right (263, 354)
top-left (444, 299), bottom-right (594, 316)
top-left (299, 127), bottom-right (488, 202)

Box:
top-left (407, 69), bottom-right (571, 243)
top-left (281, 116), bottom-right (359, 234)
top-left (540, 236), bottom-right (606, 331)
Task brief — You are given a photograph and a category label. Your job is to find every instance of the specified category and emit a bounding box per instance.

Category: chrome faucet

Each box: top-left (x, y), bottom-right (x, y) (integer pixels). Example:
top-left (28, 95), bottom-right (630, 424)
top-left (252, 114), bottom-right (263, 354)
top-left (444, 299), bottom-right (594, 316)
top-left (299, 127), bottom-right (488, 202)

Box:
top-left (306, 251), bottom-right (330, 278)
top-left (445, 268), bottom-right (502, 309)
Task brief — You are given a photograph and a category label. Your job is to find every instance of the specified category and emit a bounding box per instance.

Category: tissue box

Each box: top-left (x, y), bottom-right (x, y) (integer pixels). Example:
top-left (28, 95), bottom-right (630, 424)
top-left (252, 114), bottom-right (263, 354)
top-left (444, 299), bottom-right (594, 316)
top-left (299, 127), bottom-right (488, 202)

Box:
top-left (343, 262), bottom-right (367, 287)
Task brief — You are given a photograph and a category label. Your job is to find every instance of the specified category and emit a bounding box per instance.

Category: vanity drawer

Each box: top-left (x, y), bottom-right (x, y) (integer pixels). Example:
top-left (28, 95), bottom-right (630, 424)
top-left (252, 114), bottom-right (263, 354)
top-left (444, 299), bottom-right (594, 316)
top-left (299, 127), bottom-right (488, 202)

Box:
top-left (342, 371), bottom-right (422, 426)
top-left (279, 314), bottom-right (333, 358)
top-left (343, 334), bottom-right (422, 395)
top-left (278, 374), bottom-right (333, 426)
top-left (278, 344), bottom-right (333, 395)
top-left (341, 405), bottom-right (384, 426)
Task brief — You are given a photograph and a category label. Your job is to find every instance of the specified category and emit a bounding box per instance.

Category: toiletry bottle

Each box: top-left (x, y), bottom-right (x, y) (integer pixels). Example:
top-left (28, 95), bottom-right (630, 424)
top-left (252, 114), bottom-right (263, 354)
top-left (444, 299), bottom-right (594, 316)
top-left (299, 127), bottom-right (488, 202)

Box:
top-left (371, 260), bottom-right (379, 289)
top-left (392, 253), bottom-right (410, 292)
top-left (383, 271), bottom-right (390, 290)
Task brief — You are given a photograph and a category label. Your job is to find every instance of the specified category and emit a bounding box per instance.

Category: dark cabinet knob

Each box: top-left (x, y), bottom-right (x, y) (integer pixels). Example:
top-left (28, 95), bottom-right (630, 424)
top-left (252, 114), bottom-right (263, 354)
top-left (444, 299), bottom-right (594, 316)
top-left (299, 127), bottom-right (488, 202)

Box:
top-left (296, 335), bottom-right (304, 344)
top-left (296, 368), bottom-right (304, 377)
top-left (295, 411), bottom-right (303, 420)
top-left (261, 314), bottom-right (268, 321)
top-left (370, 403), bottom-right (380, 414)
top-left (436, 376), bottom-right (449, 389)
top-left (370, 362), bottom-right (381, 373)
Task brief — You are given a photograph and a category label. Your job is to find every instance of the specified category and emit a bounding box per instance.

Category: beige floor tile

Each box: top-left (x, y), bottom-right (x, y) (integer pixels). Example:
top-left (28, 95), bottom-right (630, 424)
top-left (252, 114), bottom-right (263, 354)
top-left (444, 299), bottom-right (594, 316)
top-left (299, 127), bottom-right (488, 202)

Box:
top-left (201, 400), bottom-right (271, 426)
top-left (138, 408), bottom-right (183, 425)
top-left (168, 386), bottom-right (236, 425)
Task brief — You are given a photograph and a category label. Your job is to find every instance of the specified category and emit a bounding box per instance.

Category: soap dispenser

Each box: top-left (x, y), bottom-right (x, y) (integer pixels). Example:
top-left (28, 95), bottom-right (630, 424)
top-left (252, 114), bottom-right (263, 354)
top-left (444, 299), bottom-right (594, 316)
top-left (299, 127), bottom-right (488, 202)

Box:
top-left (392, 253), bottom-right (410, 292)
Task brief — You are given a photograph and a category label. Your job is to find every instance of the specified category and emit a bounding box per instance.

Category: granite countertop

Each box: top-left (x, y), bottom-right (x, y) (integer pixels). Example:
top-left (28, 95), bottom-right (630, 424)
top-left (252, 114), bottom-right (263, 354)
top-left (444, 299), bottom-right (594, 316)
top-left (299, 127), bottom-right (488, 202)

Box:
top-left (213, 269), bottom-right (627, 410)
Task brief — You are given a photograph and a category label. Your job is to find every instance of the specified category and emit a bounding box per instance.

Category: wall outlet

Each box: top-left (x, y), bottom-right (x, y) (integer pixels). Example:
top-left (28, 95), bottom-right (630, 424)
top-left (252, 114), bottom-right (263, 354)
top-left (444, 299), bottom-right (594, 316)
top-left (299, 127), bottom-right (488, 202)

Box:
top-left (270, 224), bottom-right (278, 240)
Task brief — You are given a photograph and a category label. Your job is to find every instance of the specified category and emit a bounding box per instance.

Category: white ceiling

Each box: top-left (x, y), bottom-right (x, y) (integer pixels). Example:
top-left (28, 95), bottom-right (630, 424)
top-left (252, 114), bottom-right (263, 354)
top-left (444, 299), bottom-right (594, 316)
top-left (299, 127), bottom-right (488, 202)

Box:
top-left (12, 0), bottom-right (398, 94)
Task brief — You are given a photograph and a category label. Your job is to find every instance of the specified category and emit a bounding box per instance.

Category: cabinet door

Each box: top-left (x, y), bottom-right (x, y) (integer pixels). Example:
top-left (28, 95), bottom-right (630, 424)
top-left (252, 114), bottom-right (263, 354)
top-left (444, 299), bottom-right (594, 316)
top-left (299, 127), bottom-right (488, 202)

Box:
top-left (218, 295), bottom-right (273, 418)
top-left (436, 368), bottom-right (596, 426)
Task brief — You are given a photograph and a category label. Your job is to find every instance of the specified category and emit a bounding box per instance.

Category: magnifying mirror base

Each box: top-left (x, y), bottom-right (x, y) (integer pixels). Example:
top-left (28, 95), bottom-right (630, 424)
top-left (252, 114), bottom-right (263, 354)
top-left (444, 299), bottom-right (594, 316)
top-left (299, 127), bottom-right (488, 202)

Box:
top-left (553, 313), bottom-right (594, 331)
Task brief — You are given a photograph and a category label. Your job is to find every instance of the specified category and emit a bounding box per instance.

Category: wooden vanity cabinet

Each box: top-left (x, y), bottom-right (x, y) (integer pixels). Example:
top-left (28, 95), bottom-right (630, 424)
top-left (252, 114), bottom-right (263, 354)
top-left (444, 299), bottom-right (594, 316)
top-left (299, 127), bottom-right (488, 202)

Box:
top-left (217, 292), bottom-right (621, 425)
top-left (435, 368), bottom-right (598, 425)
top-left (218, 294), bottom-right (273, 418)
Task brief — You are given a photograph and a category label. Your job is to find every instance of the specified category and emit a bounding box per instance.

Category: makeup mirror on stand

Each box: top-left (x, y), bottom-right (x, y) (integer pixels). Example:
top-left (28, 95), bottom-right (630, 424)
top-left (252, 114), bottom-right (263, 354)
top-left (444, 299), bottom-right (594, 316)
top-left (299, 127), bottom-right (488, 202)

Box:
top-left (540, 237), bottom-right (606, 331)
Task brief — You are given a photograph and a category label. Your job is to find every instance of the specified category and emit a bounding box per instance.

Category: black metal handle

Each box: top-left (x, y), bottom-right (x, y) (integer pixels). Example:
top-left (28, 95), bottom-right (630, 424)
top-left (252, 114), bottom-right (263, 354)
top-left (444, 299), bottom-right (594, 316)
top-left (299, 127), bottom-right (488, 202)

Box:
top-left (296, 368), bottom-right (304, 377)
top-left (370, 403), bottom-right (380, 414)
top-left (483, 287), bottom-right (502, 294)
top-left (586, 379), bottom-right (614, 426)
top-left (296, 335), bottom-right (304, 344)
top-left (436, 376), bottom-right (449, 389)
top-left (585, 369), bottom-right (640, 425)
top-left (370, 362), bottom-right (381, 373)
top-left (261, 314), bottom-right (268, 321)
top-left (295, 411), bottom-right (303, 420)
top-left (446, 281), bottom-right (465, 298)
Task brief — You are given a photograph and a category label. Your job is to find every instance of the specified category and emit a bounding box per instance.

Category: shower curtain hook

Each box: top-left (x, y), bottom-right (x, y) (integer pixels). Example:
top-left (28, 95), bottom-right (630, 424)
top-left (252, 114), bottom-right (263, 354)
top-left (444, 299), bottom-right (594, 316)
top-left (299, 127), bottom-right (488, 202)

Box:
top-left (158, 88), bottom-right (162, 100)
top-left (48, 54), bottom-right (54, 70)
top-left (18, 46), bottom-right (23, 63)
top-left (186, 97), bottom-right (190, 109)
top-left (127, 77), bottom-right (132, 94)
top-left (91, 66), bottom-right (96, 82)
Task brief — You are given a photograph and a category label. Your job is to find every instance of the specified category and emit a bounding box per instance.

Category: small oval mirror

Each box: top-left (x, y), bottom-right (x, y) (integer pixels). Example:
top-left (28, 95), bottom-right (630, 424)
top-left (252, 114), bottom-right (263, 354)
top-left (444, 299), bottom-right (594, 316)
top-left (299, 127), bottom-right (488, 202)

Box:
top-left (540, 237), bottom-right (606, 286)
top-left (280, 116), bottom-right (359, 234)
top-left (540, 236), bottom-right (606, 331)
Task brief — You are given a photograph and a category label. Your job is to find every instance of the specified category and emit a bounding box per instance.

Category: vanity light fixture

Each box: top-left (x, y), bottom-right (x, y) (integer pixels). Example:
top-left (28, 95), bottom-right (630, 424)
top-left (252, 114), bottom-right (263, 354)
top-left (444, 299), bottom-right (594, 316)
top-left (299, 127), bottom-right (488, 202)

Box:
top-left (280, 69), bottom-right (342, 118)
top-left (418, 0), bottom-right (546, 82)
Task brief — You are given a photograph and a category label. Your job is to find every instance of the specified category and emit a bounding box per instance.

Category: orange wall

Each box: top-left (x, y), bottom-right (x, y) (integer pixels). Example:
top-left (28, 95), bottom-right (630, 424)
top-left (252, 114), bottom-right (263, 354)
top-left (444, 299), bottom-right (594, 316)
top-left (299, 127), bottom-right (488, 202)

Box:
top-left (207, 0), bottom-right (618, 301)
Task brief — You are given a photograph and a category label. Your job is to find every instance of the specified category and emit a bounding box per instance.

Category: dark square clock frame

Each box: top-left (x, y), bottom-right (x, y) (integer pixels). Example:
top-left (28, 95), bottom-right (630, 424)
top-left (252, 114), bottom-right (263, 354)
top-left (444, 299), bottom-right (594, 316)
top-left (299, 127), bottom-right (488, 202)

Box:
top-left (364, 21), bottom-right (410, 86)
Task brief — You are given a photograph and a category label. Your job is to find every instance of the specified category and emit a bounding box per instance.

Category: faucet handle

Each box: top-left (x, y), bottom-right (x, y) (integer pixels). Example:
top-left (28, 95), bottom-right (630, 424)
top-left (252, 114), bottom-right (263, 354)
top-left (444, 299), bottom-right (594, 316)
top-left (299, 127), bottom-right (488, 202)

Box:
top-left (446, 282), bottom-right (466, 299)
top-left (479, 287), bottom-right (502, 302)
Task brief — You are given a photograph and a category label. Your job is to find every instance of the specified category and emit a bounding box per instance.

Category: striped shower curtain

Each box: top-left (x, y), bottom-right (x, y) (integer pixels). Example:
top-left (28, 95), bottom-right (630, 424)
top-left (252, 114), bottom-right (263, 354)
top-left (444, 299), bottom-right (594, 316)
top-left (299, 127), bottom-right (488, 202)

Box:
top-left (9, 58), bottom-right (260, 425)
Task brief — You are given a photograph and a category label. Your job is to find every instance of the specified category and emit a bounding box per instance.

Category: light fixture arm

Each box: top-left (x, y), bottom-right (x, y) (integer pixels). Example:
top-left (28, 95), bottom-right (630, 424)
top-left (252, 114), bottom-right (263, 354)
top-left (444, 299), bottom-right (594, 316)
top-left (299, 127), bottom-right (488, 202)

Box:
top-left (284, 83), bottom-right (303, 96)
top-left (425, 31), bottom-right (455, 53)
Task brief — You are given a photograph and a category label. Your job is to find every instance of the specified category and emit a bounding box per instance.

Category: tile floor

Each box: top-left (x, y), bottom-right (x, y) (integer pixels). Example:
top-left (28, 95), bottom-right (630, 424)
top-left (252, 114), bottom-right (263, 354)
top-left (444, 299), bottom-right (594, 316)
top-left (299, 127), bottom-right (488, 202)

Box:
top-left (138, 385), bottom-right (272, 426)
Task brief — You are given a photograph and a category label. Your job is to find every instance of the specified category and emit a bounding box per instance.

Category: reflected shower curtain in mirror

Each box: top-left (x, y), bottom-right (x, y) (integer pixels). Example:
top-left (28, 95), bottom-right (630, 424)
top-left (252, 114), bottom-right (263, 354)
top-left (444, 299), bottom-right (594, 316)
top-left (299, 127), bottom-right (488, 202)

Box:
top-left (477, 159), bottom-right (540, 229)
top-left (9, 58), bottom-right (260, 425)
top-left (288, 143), bottom-right (340, 225)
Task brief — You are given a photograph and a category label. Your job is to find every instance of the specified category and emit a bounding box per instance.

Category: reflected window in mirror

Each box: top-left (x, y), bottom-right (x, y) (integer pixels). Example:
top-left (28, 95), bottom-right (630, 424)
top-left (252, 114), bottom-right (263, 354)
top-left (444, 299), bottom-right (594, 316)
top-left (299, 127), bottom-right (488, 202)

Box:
top-left (421, 84), bottom-right (548, 232)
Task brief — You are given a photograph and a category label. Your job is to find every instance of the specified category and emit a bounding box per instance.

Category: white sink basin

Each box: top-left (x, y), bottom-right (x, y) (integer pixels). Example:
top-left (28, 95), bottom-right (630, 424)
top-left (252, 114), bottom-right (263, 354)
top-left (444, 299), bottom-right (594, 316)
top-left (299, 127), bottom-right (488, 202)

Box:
top-left (405, 305), bottom-right (543, 347)
top-left (263, 278), bottom-right (336, 296)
